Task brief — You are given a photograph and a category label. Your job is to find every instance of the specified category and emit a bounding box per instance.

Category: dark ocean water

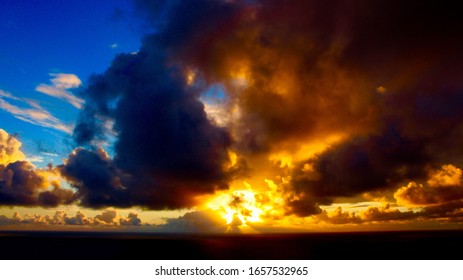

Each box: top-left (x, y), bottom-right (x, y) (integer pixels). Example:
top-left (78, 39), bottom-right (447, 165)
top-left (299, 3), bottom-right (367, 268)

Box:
top-left (1, 230), bottom-right (462, 260)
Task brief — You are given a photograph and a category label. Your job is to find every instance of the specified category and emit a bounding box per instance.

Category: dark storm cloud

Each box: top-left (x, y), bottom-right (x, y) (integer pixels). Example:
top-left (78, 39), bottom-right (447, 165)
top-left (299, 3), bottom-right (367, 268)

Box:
top-left (289, 125), bottom-right (429, 215)
top-left (137, 0), bottom-right (463, 153)
top-left (359, 204), bottom-right (418, 223)
top-left (58, 148), bottom-right (128, 208)
top-left (206, 0), bottom-right (463, 215)
top-left (148, 0), bottom-right (385, 151)
top-left (66, 0), bottom-right (247, 209)
top-left (339, 1), bottom-right (463, 78)
top-left (0, 129), bottom-right (25, 165)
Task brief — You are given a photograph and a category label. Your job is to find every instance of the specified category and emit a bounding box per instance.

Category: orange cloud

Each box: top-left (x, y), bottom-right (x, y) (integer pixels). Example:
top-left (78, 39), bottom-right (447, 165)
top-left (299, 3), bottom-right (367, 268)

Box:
top-left (313, 207), bottom-right (362, 225)
top-left (359, 204), bottom-right (417, 222)
top-left (395, 165), bottom-right (463, 206)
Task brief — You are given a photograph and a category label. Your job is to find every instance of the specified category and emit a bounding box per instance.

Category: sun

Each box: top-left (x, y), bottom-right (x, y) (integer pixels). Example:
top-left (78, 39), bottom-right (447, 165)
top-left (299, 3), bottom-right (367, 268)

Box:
top-left (207, 190), bottom-right (263, 225)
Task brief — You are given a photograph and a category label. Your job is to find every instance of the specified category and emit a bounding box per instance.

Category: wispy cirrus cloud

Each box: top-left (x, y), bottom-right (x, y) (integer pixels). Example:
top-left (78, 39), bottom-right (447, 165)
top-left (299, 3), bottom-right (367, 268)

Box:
top-left (35, 73), bottom-right (84, 109)
top-left (0, 89), bottom-right (73, 134)
top-left (0, 89), bottom-right (20, 101)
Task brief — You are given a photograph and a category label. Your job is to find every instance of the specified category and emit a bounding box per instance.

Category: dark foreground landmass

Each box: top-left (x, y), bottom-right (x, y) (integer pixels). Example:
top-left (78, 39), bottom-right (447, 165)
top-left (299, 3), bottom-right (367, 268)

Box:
top-left (1, 230), bottom-right (462, 260)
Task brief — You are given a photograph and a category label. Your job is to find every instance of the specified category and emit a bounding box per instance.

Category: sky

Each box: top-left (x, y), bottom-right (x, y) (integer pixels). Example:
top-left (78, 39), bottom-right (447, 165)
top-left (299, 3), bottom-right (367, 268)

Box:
top-left (1, 0), bottom-right (463, 233)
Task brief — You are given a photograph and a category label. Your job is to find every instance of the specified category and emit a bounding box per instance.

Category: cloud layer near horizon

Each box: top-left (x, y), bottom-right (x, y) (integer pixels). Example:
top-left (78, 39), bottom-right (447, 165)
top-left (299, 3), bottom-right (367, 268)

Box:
top-left (0, 209), bottom-right (142, 227)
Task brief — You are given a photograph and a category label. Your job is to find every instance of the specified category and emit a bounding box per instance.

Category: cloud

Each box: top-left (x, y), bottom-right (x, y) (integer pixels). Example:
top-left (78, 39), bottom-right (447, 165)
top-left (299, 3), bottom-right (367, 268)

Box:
top-left (307, 164), bottom-right (463, 224)
top-left (309, 203), bottom-right (420, 225)
top-left (288, 125), bottom-right (428, 215)
top-left (0, 129), bottom-right (26, 165)
top-left (312, 207), bottom-right (362, 225)
top-left (312, 201), bottom-right (463, 225)
top-left (0, 210), bottom-right (144, 227)
top-left (420, 201), bottom-right (463, 222)
top-left (0, 129), bottom-right (75, 207)
top-left (119, 212), bottom-right (142, 226)
top-left (427, 164), bottom-right (463, 187)
top-left (0, 161), bottom-right (75, 207)
top-left (135, 0), bottom-right (384, 152)
top-left (0, 215), bottom-right (13, 225)
top-left (394, 165), bottom-right (463, 206)
top-left (58, 147), bottom-right (128, 208)
top-left (0, 90), bottom-right (73, 134)
top-left (35, 73), bottom-right (84, 109)
top-left (157, 210), bottom-right (228, 233)
top-left (27, 155), bottom-right (45, 163)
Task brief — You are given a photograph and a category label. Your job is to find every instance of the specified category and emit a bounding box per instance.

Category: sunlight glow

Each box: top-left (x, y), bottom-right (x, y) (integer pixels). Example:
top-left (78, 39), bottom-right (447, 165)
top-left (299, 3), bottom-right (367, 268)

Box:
top-left (204, 178), bottom-right (289, 227)
top-left (207, 189), bottom-right (263, 225)
top-left (185, 68), bottom-right (196, 86)
top-left (230, 61), bottom-right (251, 89)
